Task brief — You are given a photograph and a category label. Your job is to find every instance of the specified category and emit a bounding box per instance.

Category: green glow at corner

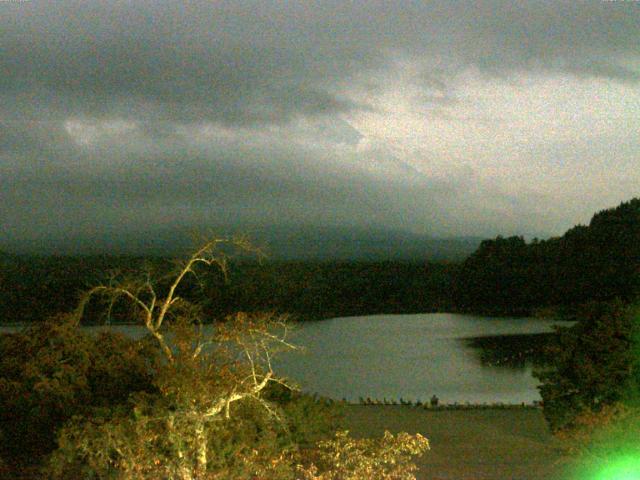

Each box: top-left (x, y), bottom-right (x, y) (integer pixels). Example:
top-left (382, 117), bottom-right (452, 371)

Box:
top-left (592, 456), bottom-right (640, 480)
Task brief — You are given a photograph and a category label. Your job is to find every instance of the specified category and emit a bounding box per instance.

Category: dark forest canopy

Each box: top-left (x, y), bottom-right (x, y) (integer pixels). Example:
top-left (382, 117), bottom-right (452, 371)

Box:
top-left (0, 256), bottom-right (457, 324)
top-left (1, 197), bottom-right (639, 323)
top-left (453, 197), bottom-right (640, 315)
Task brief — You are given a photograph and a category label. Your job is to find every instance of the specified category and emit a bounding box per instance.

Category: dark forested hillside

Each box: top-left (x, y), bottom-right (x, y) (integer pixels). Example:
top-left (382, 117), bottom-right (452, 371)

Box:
top-left (0, 254), bottom-right (457, 323)
top-left (453, 198), bottom-right (640, 315)
top-left (201, 261), bottom-right (457, 320)
top-left (0, 255), bottom-right (164, 324)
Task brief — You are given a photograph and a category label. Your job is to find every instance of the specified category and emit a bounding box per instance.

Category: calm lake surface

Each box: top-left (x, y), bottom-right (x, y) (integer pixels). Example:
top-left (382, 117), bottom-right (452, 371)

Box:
top-left (272, 313), bottom-right (565, 405)
top-left (1, 313), bottom-right (567, 404)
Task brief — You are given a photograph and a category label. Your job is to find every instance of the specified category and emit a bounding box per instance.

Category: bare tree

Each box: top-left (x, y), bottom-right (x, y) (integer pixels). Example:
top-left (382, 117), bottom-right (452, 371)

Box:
top-left (52, 236), bottom-right (429, 480)
top-left (70, 237), bottom-right (297, 479)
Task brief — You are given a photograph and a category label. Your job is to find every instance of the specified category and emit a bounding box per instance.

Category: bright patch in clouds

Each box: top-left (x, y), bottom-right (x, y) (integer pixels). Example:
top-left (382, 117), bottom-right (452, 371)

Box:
top-left (64, 119), bottom-right (139, 146)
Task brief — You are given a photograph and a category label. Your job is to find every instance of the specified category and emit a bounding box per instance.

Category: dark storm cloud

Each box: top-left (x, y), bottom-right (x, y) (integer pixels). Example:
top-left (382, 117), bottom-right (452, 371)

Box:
top-left (1, 1), bottom-right (638, 125)
top-left (1, 0), bottom-right (639, 250)
top-left (1, 123), bottom-right (463, 250)
top-left (451, 1), bottom-right (640, 81)
top-left (1, 1), bottom-right (381, 126)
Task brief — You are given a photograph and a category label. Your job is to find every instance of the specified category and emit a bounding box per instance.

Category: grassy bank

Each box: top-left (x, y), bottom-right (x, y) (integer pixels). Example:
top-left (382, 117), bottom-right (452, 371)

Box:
top-left (342, 405), bottom-right (568, 480)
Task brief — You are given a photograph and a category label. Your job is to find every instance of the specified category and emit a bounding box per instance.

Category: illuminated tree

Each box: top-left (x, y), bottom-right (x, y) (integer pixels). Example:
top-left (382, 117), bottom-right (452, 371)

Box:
top-left (53, 237), bottom-right (298, 479)
top-left (297, 430), bottom-right (429, 480)
top-left (45, 237), bottom-right (429, 480)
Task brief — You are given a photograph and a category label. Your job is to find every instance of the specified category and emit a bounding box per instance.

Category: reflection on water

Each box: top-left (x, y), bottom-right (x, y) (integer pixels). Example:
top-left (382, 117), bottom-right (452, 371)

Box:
top-left (1, 313), bottom-right (567, 404)
top-left (464, 333), bottom-right (556, 369)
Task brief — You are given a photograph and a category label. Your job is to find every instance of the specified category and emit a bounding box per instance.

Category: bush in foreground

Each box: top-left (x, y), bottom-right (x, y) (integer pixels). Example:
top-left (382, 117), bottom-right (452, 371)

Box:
top-left (0, 315), bottom-right (159, 467)
top-left (555, 403), bottom-right (640, 479)
top-left (535, 300), bottom-right (639, 432)
top-left (298, 430), bottom-right (429, 480)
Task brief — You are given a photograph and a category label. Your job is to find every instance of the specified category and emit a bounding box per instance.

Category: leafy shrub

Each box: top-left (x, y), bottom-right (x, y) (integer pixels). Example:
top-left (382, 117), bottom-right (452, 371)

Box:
top-left (49, 393), bottom-right (303, 480)
top-left (264, 383), bottom-right (344, 448)
top-left (297, 430), bottom-right (429, 480)
top-left (0, 315), bottom-right (159, 466)
top-left (556, 404), bottom-right (640, 479)
top-left (535, 300), bottom-right (639, 432)
top-left (47, 316), bottom-right (341, 480)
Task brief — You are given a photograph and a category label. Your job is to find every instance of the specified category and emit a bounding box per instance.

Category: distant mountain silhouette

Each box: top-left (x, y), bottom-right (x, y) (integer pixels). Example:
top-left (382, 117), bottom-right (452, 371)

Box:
top-left (1, 224), bottom-right (481, 262)
top-left (243, 225), bottom-right (481, 261)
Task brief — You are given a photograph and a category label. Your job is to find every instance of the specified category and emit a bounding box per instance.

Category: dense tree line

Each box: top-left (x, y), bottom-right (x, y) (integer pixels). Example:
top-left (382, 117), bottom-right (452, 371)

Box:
top-left (454, 198), bottom-right (640, 315)
top-left (201, 261), bottom-right (456, 320)
top-left (535, 300), bottom-right (640, 432)
top-left (533, 301), bottom-right (640, 477)
top-left (0, 254), bottom-right (457, 324)
top-left (0, 254), bottom-right (160, 324)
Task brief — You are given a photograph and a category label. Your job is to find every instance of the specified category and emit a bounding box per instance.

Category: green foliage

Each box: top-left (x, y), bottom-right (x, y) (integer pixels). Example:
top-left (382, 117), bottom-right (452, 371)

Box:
top-left (0, 315), bottom-right (159, 465)
top-left (535, 301), bottom-right (639, 432)
top-left (555, 404), bottom-right (640, 479)
top-left (48, 377), bottom-right (289, 480)
top-left (264, 384), bottom-right (344, 448)
top-left (49, 393), bottom-right (302, 480)
top-left (297, 430), bottom-right (429, 480)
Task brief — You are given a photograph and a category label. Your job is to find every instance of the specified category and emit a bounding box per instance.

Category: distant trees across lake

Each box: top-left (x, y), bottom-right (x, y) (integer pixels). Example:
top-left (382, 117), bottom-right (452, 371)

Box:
top-left (0, 255), bottom-right (458, 324)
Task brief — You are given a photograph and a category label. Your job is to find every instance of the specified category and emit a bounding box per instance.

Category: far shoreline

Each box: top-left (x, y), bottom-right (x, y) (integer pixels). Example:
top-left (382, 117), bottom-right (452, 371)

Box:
top-left (0, 309), bottom-right (575, 327)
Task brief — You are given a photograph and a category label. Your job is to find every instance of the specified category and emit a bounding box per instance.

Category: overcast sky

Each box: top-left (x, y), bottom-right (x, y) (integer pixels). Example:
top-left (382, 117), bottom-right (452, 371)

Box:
top-left (1, 0), bottom-right (639, 249)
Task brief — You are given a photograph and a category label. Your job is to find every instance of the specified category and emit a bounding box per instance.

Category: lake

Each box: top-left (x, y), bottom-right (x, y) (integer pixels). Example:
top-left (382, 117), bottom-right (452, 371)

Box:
top-left (1, 313), bottom-right (567, 405)
top-left (272, 313), bottom-right (566, 405)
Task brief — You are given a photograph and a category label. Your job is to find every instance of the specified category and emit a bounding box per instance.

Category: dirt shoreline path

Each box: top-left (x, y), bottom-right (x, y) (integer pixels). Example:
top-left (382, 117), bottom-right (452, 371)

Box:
top-left (342, 405), bottom-right (568, 480)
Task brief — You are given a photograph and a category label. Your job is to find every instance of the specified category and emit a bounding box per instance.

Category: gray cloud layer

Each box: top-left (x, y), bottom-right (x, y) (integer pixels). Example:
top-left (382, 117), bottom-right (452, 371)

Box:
top-left (1, 0), bottom-right (639, 251)
top-left (3, 1), bottom-right (639, 123)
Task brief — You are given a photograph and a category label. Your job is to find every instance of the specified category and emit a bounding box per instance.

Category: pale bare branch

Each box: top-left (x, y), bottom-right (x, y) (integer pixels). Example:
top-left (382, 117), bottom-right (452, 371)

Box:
top-left (75, 236), bottom-right (296, 440)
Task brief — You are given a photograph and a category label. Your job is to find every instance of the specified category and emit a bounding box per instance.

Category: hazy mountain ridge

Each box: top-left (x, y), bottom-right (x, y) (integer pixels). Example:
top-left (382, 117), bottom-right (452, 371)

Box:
top-left (1, 224), bottom-right (482, 262)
